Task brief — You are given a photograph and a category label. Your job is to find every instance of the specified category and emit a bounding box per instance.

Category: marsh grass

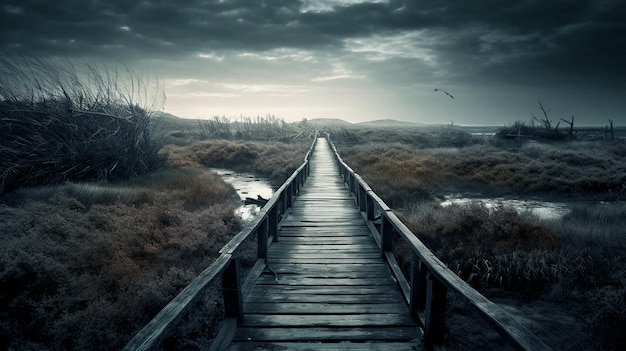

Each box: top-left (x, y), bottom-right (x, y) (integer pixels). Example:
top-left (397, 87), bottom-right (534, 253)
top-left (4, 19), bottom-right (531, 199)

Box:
top-left (334, 127), bottom-right (625, 349)
top-left (164, 139), bottom-right (312, 186)
top-left (339, 137), bottom-right (626, 199)
top-left (0, 57), bottom-right (165, 193)
top-left (0, 168), bottom-right (242, 350)
top-left (162, 114), bottom-right (316, 145)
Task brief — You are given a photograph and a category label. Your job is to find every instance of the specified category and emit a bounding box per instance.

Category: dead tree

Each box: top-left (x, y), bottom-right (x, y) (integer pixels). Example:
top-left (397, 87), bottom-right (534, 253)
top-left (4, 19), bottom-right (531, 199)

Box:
top-left (560, 116), bottom-right (575, 139)
top-left (531, 100), bottom-right (553, 129)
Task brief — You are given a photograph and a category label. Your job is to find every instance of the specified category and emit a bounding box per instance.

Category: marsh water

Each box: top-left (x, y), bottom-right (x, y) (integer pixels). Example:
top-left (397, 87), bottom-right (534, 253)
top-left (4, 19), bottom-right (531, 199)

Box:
top-left (440, 194), bottom-right (572, 220)
top-left (213, 167), bottom-right (591, 222)
top-left (212, 168), bottom-right (274, 221)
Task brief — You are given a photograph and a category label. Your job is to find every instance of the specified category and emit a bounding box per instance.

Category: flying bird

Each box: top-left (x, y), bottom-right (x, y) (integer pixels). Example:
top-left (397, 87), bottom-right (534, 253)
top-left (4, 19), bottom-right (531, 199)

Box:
top-left (434, 88), bottom-right (454, 99)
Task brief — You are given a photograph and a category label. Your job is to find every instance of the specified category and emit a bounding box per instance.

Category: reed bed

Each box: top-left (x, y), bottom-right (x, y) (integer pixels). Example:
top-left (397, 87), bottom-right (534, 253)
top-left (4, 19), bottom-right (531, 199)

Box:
top-left (0, 57), bottom-right (165, 193)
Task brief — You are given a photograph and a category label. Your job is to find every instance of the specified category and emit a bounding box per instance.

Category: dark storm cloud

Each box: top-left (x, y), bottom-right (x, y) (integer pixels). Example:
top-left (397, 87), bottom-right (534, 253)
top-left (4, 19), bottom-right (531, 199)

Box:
top-left (1, 0), bottom-right (625, 85)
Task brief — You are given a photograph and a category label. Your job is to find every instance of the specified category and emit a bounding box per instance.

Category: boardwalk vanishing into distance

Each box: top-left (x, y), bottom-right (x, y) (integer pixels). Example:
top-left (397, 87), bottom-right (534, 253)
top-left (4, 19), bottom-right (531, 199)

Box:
top-left (226, 139), bottom-right (422, 350)
top-left (123, 137), bottom-right (552, 351)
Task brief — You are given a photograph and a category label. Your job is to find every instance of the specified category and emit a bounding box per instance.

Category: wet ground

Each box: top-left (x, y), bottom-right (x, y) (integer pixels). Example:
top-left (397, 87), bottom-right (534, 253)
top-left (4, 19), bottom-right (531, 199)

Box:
top-left (440, 194), bottom-right (572, 220)
top-left (212, 168), bottom-right (274, 221)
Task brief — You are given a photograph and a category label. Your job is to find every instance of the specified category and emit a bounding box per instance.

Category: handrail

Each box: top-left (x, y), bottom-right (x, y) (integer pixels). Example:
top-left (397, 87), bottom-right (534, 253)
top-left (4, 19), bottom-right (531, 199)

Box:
top-left (326, 137), bottom-right (552, 351)
top-left (123, 133), bottom-right (318, 351)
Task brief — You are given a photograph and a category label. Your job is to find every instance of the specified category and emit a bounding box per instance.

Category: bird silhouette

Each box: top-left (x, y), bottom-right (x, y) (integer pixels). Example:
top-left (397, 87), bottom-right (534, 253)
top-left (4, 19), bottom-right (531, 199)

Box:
top-left (434, 88), bottom-right (454, 99)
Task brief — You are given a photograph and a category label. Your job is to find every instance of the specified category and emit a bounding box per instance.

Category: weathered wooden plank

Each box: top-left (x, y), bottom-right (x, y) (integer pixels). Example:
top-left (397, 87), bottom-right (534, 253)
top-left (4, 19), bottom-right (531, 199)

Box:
top-left (259, 270), bottom-right (391, 279)
top-left (277, 230), bottom-right (370, 236)
top-left (269, 246), bottom-right (380, 254)
top-left (245, 302), bottom-right (406, 314)
top-left (275, 237), bottom-right (376, 244)
top-left (268, 258), bottom-right (380, 264)
top-left (232, 327), bottom-right (422, 342)
top-left (226, 341), bottom-right (421, 351)
top-left (247, 285), bottom-right (399, 295)
top-left (266, 263), bottom-right (389, 273)
top-left (245, 293), bottom-right (402, 304)
top-left (255, 276), bottom-right (397, 286)
top-left (241, 314), bottom-right (417, 327)
top-left (271, 242), bottom-right (379, 249)
top-left (269, 251), bottom-right (380, 262)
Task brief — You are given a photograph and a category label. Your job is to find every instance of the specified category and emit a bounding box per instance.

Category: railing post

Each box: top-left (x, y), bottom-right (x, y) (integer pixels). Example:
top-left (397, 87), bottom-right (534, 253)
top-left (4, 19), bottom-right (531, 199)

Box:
top-left (366, 193), bottom-right (375, 221)
top-left (380, 214), bottom-right (393, 256)
top-left (269, 206), bottom-right (279, 241)
top-left (258, 217), bottom-right (269, 259)
top-left (222, 257), bottom-right (243, 323)
top-left (295, 171), bottom-right (304, 196)
top-left (424, 272), bottom-right (447, 349)
top-left (280, 191), bottom-right (286, 215)
top-left (358, 184), bottom-right (366, 212)
top-left (284, 184), bottom-right (292, 210)
top-left (410, 258), bottom-right (428, 320)
top-left (350, 175), bottom-right (356, 194)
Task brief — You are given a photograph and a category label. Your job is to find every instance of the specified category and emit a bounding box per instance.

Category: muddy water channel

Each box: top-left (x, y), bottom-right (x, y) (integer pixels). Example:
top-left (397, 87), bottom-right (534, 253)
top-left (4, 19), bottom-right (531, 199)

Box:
top-left (440, 194), bottom-right (572, 220)
top-left (212, 168), bottom-right (274, 221)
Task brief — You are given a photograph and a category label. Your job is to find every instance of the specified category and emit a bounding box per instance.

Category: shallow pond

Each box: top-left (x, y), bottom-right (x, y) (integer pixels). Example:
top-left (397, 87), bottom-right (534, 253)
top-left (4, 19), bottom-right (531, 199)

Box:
top-left (440, 194), bottom-right (572, 220)
top-left (212, 168), bottom-right (274, 221)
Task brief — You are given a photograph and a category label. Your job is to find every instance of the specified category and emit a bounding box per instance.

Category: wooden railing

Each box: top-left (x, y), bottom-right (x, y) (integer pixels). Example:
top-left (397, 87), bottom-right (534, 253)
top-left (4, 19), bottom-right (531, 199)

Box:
top-left (122, 135), bottom-right (318, 351)
top-left (327, 137), bottom-right (553, 351)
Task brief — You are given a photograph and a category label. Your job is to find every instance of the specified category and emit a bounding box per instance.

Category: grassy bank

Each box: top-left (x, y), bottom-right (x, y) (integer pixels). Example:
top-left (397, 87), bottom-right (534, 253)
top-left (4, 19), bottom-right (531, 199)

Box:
top-left (338, 136), bottom-right (626, 202)
top-left (332, 127), bottom-right (625, 350)
top-left (0, 169), bottom-right (241, 350)
top-left (164, 139), bottom-right (312, 186)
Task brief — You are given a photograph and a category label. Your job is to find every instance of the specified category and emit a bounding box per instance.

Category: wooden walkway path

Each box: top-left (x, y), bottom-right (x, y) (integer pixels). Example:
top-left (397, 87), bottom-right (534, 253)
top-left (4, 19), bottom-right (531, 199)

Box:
top-left (226, 138), bottom-right (422, 350)
top-left (124, 136), bottom-right (552, 351)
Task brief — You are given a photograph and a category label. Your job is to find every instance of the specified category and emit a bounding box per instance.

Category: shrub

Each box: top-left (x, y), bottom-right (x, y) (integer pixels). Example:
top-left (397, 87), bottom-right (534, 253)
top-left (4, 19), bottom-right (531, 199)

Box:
top-left (0, 57), bottom-right (165, 193)
top-left (0, 171), bottom-right (242, 350)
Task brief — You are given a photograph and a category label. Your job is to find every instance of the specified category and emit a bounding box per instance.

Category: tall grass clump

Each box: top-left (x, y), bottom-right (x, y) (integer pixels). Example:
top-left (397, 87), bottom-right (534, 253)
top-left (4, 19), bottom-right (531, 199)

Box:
top-left (0, 57), bottom-right (166, 193)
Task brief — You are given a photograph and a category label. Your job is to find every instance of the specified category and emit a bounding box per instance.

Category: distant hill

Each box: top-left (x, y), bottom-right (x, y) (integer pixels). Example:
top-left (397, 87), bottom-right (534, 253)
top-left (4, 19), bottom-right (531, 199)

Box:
top-left (356, 119), bottom-right (427, 128)
top-left (306, 118), bottom-right (353, 127)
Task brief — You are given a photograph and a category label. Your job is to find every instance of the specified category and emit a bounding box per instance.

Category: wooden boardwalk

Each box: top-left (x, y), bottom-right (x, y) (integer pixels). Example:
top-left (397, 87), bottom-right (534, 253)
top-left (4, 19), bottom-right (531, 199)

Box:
top-left (226, 139), bottom-right (422, 350)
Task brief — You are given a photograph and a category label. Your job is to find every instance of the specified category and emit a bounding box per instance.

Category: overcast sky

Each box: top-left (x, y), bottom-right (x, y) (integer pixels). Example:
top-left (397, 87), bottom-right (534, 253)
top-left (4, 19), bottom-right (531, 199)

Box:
top-left (2, 0), bottom-right (625, 125)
